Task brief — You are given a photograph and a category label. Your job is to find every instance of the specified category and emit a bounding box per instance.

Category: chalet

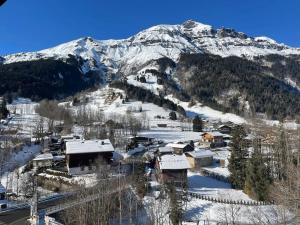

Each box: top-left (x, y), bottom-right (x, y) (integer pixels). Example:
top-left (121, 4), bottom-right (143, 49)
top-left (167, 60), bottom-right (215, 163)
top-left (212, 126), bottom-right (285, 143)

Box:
top-left (166, 142), bottom-right (194, 154)
top-left (33, 153), bottom-right (53, 169)
top-left (66, 139), bottom-right (114, 175)
top-left (201, 132), bottom-right (225, 147)
top-left (218, 125), bottom-right (232, 134)
top-left (185, 149), bottom-right (214, 169)
top-left (156, 154), bottom-right (191, 185)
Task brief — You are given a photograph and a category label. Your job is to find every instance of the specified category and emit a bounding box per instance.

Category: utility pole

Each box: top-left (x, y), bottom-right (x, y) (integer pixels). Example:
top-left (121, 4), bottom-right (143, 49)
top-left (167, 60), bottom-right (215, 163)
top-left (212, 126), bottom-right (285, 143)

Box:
top-left (119, 161), bottom-right (122, 225)
top-left (29, 172), bottom-right (39, 225)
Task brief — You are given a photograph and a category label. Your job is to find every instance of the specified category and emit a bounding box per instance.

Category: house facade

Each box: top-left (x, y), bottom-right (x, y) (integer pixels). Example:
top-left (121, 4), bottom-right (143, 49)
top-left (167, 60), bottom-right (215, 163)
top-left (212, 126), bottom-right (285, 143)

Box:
top-left (201, 132), bottom-right (225, 147)
top-left (33, 153), bottom-right (53, 169)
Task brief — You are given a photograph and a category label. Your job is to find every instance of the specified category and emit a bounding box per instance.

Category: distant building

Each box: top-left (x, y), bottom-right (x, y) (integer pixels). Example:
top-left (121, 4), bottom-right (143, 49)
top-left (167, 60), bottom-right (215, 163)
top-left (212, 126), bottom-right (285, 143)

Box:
top-left (128, 136), bottom-right (154, 145)
top-left (156, 154), bottom-right (191, 185)
top-left (218, 125), bottom-right (232, 134)
top-left (157, 146), bottom-right (173, 156)
top-left (33, 153), bottom-right (53, 169)
top-left (185, 149), bottom-right (214, 169)
top-left (66, 139), bottom-right (114, 175)
top-left (166, 143), bottom-right (194, 154)
top-left (201, 132), bottom-right (225, 147)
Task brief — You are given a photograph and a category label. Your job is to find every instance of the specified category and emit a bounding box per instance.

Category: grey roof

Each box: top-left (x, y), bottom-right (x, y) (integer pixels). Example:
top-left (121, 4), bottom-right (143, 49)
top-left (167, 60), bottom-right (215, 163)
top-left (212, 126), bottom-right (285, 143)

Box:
top-left (186, 150), bottom-right (214, 158)
top-left (159, 146), bottom-right (173, 153)
top-left (66, 139), bottom-right (114, 154)
top-left (33, 153), bottom-right (53, 161)
top-left (158, 154), bottom-right (191, 170)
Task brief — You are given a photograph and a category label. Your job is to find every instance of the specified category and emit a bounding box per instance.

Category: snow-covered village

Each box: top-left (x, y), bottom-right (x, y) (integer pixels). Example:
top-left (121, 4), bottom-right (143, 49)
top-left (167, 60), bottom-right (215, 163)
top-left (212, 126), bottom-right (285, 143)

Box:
top-left (0, 1), bottom-right (300, 225)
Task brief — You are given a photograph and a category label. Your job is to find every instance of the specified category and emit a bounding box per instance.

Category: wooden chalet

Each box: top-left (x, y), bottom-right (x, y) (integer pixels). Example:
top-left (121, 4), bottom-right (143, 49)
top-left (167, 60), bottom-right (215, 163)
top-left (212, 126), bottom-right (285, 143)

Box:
top-left (156, 154), bottom-right (191, 185)
top-left (201, 132), bottom-right (225, 147)
top-left (66, 139), bottom-right (114, 175)
top-left (166, 142), bottom-right (194, 154)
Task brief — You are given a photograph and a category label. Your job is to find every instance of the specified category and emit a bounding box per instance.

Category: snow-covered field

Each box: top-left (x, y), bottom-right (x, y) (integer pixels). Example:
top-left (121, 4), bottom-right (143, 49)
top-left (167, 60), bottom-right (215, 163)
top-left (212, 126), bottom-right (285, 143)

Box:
top-left (127, 74), bottom-right (164, 95)
top-left (0, 144), bottom-right (42, 196)
top-left (188, 171), bottom-right (249, 201)
top-left (185, 172), bottom-right (294, 224)
top-left (139, 128), bottom-right (200, 143)
top-left (185, 198), bottom-right (293, 224)
top-left (1, 89), bottom-right (297, 224)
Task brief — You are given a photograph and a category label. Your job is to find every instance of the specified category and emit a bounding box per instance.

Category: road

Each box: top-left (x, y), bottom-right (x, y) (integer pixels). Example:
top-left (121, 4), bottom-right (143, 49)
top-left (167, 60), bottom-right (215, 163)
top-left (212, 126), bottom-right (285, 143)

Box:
top-left (0, 196), bottom-right (66, 225)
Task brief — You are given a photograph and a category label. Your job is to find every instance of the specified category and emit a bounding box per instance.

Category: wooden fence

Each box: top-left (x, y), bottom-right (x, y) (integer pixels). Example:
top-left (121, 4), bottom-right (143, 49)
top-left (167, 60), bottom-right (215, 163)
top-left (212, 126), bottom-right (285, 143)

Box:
top-left (187, 191), bottom-right (274, 206)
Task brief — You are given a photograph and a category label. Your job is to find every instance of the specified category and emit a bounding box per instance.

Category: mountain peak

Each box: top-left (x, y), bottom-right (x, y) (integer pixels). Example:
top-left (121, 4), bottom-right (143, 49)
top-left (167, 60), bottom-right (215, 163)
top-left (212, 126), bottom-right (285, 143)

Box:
top-left (3, 20), bottom-right (300, 69)
top-left (182, 19), bottom-right (212, 30)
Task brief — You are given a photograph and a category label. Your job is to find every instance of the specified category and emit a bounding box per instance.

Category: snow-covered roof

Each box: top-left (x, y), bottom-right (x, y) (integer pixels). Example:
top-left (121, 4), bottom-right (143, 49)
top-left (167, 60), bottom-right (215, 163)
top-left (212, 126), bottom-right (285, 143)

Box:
top-left (53, 155), bottom-right (65, 161)
top-left (33, 153), bottom-right (53, 161)
top-left (66, 139), bottom-right (114, 155)
top-left (186, 150), bottom-right (214, 158)
top-left (166, 143), bottom-right (189, 149)
top-left (202, 132), bottom-right (224, 137)
top-left (158, 154), bottom-right (191, 170)
top-left (159, 146), bottom-right (173, 153)
top-left (223, 134), bottom-right (232, 138)
top-left (218, 124), bottom-right (232, 128)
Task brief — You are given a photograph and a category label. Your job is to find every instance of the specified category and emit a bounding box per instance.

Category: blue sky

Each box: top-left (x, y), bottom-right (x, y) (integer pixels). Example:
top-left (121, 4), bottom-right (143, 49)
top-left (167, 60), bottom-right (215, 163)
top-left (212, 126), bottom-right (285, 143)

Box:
top-left (1, 0), bottom-right (300, 55)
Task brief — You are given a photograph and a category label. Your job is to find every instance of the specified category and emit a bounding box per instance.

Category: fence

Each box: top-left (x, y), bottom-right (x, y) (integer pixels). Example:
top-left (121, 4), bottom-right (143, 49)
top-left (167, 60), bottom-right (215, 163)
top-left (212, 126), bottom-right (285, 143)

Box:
top-left (186, 191), bottom-right (274, 206)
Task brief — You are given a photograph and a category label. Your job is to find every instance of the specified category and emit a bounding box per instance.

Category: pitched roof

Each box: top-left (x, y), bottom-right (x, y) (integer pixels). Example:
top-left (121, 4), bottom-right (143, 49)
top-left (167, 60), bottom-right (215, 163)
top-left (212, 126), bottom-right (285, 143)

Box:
top-left (33, 153), bottom-right (53, 161)
top-left (166, 143), bottom-right (190, 149)
top-left (66, 139), bottom-right (114, 154)
top-left (158, 154), bottom-right (191, 170)
top-left (186, 150), bottom-right (214, 158)
top-left (159, 146), bottom-right (173, 153)
top-left (218, 124), bottom-right (232, 129)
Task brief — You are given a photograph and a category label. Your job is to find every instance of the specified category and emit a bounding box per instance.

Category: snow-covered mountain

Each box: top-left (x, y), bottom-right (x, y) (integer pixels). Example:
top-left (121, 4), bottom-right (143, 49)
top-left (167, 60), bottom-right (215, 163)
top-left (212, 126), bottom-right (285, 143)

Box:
top-left (3, 20), bottom-right (300, 75)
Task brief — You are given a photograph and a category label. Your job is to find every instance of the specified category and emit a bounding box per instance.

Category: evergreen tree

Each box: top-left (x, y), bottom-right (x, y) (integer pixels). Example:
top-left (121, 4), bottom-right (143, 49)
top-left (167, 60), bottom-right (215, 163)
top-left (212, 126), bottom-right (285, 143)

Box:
top-left (192, 115), bottom-right (203, 132)
top-left (167, 184), bottom-right (182, 225)
top-left (169, 111), bottom-right (177, 120)
top-left (139, 76), bottom-right (146, 83)
top-left (228, 125), bottom-right (248, 189)
top-left (244, 139), bottom-right (271, 201)
top-left (277, 127), bottom-right (288, 180)
top-left (0, 98), bottom-right (9, 119)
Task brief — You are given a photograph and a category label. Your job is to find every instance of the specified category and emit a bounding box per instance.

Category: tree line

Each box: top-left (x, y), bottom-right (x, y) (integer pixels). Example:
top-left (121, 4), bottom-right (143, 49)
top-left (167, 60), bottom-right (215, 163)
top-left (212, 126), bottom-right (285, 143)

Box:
top-left (228, 124), bottom-right (300, 219)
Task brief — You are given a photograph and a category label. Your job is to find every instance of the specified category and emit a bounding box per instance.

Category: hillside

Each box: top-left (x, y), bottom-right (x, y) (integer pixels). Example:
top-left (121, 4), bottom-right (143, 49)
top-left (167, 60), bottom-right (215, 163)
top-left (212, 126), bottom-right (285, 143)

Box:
top-left (1, 20), bottom-right (300, 119)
